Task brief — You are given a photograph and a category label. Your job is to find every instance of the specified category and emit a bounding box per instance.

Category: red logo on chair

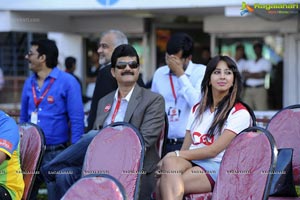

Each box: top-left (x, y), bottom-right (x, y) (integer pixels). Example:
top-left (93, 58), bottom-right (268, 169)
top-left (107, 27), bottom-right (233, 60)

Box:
top-left (47, 96), bottom-right (54, 104)
top-left (104, 104), bottom-right (111, 112)
top-left (0, 139), bottom-right (13, 151)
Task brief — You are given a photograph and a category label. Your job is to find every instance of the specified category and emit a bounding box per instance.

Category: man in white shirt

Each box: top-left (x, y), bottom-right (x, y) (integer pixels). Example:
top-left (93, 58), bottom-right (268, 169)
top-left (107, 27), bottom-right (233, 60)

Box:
top-left (151, 32), bottom-right (206, 155)
top-left (242, 42), bottom-right (272, 110)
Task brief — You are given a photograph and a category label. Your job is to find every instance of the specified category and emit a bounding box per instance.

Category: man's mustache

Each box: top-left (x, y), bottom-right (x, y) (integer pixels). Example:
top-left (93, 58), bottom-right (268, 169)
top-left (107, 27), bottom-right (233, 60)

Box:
top-left (121, 72), bottom-right (134, 76)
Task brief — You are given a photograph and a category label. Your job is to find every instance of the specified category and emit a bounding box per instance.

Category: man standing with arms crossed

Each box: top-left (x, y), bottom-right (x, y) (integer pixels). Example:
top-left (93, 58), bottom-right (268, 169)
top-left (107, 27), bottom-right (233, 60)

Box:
top-left (242, 41), bottom-right (271, 110)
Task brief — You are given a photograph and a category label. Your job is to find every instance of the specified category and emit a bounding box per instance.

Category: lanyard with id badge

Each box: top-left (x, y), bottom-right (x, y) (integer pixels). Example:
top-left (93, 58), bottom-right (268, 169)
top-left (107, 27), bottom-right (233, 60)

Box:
top-left (168, 73), bottom-right (181, 122)
top-left (31, 78), bottom-right (55, 124)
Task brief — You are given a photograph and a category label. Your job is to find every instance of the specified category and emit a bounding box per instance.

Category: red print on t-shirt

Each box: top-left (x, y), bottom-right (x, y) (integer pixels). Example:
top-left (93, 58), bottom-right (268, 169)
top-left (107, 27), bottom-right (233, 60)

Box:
top-left (192, 132), bottom-right (214, 145)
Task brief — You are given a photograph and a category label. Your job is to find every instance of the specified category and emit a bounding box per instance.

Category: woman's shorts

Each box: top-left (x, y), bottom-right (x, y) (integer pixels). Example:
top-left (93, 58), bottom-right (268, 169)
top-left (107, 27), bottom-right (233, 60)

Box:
top-left (191, 159), bottom-right (220, 188)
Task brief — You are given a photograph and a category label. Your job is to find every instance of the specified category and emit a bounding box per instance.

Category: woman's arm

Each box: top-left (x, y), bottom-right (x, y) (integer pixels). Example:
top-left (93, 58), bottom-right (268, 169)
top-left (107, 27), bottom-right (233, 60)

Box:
top-left (180, 130), bottom-right (192, 150)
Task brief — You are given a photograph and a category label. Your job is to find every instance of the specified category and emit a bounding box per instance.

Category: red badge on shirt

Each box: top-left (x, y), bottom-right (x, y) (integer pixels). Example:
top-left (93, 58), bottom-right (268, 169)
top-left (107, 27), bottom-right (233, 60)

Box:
top-left (0, 139), bottom-right (13, 151)
top-left (47, 96), bottom-right (54, 104)
top-left (104, 104), bottom-right (111, 112)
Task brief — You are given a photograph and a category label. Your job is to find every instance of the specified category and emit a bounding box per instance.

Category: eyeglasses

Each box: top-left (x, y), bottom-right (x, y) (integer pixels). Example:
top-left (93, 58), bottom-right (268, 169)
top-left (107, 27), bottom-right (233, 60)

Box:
top-left (98, 43), bottom-right (109, 49)
top-left (27, 52), bottom-right (38, 57)
top-left (115, 61), bottom-right (139, 69)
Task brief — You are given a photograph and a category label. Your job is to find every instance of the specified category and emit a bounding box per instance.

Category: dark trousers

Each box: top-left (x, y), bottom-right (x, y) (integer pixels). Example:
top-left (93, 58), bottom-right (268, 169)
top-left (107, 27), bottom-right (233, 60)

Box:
top-left (0, 186), bottom-right (12, 200)
top-left (163, 142), bottom-right (183, 156)
top-left (41, 130), bottom-right (99, 200)
top-left (29, 143), bottom-right (67, 200)
top-left (139, 170), bottom-right (156, 200)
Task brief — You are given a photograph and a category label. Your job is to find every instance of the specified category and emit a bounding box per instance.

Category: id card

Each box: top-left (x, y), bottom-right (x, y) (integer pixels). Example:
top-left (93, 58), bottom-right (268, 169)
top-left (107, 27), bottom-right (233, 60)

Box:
top-left (30, 111), bottom-right (38, 124)
top-left (168, 107), bottom-right (181, 122)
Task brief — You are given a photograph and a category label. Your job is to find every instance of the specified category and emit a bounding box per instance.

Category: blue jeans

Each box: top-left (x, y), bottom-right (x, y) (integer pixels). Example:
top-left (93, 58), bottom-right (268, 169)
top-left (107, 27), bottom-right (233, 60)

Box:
top-left (45, 167), bottom-right (82, 200)
top-left (164, 142), bottom-right (183, 156)
top-left (41, 130), bottom-right (99, 200)
top-left (30, 143), bottom-right (67, 200)
top-left (0, 186), bottom-right (12, 200)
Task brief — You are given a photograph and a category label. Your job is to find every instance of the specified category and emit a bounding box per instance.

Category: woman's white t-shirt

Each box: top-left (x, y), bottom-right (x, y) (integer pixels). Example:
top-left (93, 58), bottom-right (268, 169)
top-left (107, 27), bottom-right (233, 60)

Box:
top-left (186, 103), bottom-right (251, 163)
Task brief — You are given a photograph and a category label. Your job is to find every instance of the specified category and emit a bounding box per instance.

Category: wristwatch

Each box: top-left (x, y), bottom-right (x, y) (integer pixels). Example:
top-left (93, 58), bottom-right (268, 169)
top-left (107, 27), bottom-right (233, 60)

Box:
top-left (175, 150), bottom-right (180, 157)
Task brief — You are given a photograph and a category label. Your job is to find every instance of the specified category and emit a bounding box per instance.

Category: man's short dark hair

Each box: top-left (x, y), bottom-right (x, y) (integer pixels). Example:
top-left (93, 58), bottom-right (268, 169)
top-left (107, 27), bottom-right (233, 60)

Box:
top-left (111, 44), bottom-right (139, 68)
top-left (236, 43), bottom-right (244, 51)
top-left (166, 32), bottom-right (194, 58)
top-left (253, 42), bottom-right (263, 49)
top-left (65, 57), bottom-right (76, 70)
top-left (31, 39), bottom-right (58, 69)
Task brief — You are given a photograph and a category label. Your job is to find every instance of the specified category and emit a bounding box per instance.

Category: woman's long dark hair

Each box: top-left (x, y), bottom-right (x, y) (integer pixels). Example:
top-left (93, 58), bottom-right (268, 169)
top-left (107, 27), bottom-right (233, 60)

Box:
top-left (195, 55), bottom-right (243, 137)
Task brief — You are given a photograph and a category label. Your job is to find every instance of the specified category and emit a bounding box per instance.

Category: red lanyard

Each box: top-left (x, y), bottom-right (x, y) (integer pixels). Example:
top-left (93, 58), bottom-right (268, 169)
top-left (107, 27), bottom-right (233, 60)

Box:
top-left (111, 97), bottom-right (121, 123)
top-left (32, 78), bottom-right (55, 108)
top-left (169, 73), bottom-right (177, 104)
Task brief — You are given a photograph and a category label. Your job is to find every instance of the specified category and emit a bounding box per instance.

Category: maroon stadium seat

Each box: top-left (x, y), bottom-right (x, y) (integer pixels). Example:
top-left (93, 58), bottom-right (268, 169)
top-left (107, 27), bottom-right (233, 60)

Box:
top-left (19, 122), bottom-right (46, 200)
top-left (211, 127), bottom-right (276, 200)
top-left (82, 122), bottom-right (145, 200)
top-left (61, 174), bottom-right (126, 200)
top-left (267, 104), bottom-right (300, 199)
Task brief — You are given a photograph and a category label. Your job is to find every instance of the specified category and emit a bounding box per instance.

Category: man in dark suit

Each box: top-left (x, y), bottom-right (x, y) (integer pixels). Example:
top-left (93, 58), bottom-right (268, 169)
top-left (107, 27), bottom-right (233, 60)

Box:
top-left (87, 29), bottom-right (145, 131)
top-left (41, 44), bottom-right (165, 200)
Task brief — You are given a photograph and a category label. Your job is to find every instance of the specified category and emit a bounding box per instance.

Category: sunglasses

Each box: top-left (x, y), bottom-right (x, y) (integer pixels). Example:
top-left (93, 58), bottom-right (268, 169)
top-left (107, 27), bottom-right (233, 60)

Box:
top-left (115, 61), bottom-right (139, 69)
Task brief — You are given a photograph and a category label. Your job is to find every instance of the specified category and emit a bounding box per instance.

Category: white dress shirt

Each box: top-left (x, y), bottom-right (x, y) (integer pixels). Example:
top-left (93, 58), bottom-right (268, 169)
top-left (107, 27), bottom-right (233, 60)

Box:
top-left (104, 86), bottom-right (134, 126)
top-left (151, 62), bottom-right (206, 139)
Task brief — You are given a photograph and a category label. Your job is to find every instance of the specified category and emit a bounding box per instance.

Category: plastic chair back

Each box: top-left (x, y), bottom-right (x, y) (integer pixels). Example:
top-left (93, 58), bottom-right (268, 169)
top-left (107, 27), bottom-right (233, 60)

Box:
top-left (266, 104), bottom-right (300, 185)
top-left (212, 126), bottom-right (277, 200)
top-left (82, 122), bottom-right (145, 200)
top-left (62, 173), bottom-right (127, 200)
top-left (19, 122), bottom-right (46, 200)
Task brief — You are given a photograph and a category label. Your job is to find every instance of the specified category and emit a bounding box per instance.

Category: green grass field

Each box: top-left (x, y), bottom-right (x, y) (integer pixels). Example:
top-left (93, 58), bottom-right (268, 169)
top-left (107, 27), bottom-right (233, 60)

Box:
top-left (296, 185), bottom-right (300, 196)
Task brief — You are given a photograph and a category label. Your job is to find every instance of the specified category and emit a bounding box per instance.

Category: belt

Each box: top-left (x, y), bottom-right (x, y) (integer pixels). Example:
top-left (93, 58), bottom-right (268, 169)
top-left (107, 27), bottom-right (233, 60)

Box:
top-left (245, 84), bottom-right (264, 88)
top-left (46, 143), bottom-right (68, 151)
top-left (166, 138), bottom-right (184, 145)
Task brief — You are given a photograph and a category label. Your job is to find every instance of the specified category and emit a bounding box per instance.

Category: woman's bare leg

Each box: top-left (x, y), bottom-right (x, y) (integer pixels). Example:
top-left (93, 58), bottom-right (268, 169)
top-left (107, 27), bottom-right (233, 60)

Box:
top-left (159, 157), bottom-right (192, 200)
top-left (182, 166), bottom-right (212, 195)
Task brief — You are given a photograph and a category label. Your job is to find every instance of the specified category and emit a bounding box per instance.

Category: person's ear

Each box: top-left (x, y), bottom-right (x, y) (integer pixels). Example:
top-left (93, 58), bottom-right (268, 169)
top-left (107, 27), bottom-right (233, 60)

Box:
top-left (39, 54), bottom-right (46, 62)
top-left (111, 67), bottom-right (116, 78)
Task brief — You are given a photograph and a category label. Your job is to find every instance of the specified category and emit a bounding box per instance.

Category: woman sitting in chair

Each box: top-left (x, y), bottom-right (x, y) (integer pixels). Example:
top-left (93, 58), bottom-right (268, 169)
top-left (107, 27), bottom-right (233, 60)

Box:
top-left (155, 55), bottom-right (252, 199)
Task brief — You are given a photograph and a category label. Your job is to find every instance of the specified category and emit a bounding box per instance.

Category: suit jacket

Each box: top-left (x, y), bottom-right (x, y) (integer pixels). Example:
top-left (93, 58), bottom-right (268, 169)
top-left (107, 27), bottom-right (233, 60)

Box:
top-left (87, 64), bottom-right (118, 131)
top-left (87, 64), bottom-right (145, 131)
top-left (93, 85), bottom-right (165, 173)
